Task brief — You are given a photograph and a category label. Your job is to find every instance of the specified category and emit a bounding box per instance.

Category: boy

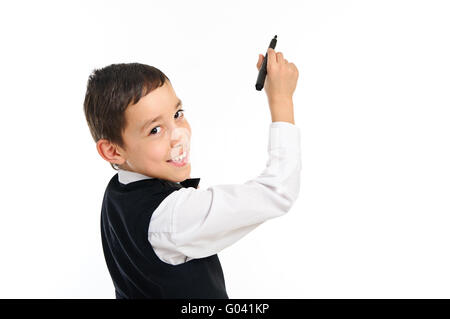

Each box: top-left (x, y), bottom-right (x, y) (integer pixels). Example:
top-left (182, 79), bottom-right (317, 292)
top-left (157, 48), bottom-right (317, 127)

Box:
top-left (83, 48), bottom-right (300, 299)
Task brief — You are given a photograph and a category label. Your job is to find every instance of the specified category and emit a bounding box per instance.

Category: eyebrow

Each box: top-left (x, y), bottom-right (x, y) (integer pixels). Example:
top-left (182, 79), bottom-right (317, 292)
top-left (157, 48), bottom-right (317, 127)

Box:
top-left (141, 99), bottom-right (183, 133)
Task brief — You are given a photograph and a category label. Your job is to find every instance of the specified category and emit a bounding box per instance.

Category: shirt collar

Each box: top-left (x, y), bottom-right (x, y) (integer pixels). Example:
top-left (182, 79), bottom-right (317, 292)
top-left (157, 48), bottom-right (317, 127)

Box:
top-left (117, 168), bottom-right (154, 185)
top-left (117, 168), bottom-right (197, 187)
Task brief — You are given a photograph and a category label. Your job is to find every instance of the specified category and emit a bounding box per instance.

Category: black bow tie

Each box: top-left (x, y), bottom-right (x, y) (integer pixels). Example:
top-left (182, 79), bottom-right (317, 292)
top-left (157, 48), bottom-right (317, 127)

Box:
top-left (179, 178), bottom-right (201, 189)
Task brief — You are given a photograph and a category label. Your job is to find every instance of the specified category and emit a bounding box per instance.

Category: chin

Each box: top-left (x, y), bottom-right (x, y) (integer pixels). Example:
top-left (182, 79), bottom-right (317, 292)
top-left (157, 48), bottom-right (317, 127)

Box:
top-left (165, 165), bottom-right (191, 183)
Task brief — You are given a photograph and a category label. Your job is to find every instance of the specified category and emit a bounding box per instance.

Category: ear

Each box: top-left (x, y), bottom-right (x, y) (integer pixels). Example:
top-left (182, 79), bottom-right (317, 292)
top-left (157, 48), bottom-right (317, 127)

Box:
top-left (96, 139), bottom-right (126, 167)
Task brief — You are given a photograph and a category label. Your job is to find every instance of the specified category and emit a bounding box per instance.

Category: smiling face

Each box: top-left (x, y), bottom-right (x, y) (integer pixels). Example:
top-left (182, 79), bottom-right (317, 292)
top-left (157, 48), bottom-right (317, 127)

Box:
top-left (112, 81), bottom-right (192, 182)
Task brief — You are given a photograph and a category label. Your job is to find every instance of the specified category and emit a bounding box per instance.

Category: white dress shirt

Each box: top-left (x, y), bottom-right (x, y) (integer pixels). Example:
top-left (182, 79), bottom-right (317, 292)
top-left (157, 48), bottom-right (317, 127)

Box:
top-left (118, 121), bottom-right (302, 265)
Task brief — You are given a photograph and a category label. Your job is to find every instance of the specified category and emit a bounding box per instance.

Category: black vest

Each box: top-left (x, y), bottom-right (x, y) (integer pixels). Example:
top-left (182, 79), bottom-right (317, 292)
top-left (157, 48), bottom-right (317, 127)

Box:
top-left (100, 174), bottom-right (228, 299)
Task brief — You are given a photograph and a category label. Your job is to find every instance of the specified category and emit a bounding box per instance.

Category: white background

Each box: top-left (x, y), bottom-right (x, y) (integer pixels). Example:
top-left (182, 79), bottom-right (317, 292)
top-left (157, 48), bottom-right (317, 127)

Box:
top-left (0, 0), bottom-right (449, 298)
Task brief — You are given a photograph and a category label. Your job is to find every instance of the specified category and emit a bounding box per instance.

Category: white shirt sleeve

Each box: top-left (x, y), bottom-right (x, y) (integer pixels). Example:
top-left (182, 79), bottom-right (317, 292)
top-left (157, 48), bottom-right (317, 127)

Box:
top-left (148, 121), bottom-right (301, 265)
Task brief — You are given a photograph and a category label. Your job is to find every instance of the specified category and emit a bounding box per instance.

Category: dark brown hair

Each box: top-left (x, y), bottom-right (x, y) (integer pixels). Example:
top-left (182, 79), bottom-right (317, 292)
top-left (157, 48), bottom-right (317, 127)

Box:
top-left (83, 63), bottom-right (170, 170)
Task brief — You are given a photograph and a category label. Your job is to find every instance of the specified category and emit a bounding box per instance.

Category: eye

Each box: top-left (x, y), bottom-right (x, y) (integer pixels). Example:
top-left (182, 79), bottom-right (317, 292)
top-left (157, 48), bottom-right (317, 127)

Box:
top-left (149, 109), bottom-right (185, 135)
top-left (149, 126), bottom-right (161, 135)
top-left (175, 109), bottom-right (185, 119)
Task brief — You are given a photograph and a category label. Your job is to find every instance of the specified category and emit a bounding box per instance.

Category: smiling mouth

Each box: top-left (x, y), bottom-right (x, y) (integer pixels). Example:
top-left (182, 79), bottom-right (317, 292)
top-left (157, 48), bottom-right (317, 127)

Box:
top-left (166, 149), bottom-right (189, 162)
top-left (166, 150), bottom-right (189, 167)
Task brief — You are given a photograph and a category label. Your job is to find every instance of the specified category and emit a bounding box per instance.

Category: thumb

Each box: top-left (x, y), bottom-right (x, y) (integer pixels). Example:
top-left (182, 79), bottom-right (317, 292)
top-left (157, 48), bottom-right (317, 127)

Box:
top-left (256, 54), bottom-right (264, 70)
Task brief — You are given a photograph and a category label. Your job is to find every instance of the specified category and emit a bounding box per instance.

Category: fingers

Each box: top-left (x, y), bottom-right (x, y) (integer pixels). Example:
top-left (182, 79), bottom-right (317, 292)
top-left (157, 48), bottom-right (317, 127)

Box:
top-left (276, 51), bottom-right (284, 64)
top-left (267, 48), bottom-right (276, 70)
top-left (267, 48), bottom-right (290, 67)
top-left (269, 48), bottom-right (284, 63)
top-left (258, 49), bottom-right (292, 71)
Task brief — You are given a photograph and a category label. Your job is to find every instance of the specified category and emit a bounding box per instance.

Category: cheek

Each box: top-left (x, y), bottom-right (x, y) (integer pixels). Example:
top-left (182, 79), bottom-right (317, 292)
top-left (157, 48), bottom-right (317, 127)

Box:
top-left (144, 143), bottom-right (168, 162)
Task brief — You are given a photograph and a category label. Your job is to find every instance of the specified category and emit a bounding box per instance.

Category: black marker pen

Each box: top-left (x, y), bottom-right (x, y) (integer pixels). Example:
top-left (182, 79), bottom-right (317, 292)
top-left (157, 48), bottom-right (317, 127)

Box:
top-left (255, 35), bottom-right (277, 91)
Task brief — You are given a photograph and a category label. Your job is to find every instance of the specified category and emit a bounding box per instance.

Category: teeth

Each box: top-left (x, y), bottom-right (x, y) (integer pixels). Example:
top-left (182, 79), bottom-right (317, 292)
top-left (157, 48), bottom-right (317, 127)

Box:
top-left (172, 152), bottom-right (186, 162)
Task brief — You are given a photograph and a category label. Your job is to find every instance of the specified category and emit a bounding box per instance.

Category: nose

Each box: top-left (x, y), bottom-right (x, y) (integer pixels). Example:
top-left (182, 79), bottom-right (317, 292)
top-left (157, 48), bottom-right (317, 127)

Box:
top-left (170, 134), bottom-right (182, 148)
top-left (169, 127), bottom-right (191, 155)
top-left (170, 134), bottom-right (183, 151)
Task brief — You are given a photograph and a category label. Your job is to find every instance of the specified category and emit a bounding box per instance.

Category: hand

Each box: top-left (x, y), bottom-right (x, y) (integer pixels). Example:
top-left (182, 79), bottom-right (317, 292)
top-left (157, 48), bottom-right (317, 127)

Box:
top-left (256, 48), bottom-right (299, 124)
top-left (256, 48), bottom-right (299, 104)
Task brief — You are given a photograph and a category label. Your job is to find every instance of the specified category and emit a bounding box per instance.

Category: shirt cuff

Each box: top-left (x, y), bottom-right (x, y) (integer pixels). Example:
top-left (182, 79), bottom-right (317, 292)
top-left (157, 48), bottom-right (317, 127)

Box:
top-left (268, 121), bottom-right (301, 151)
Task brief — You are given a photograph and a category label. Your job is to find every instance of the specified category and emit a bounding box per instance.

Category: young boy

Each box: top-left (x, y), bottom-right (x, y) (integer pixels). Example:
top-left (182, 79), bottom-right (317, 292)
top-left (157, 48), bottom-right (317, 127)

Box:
top-left (83, 48), bottom-right (301, 299)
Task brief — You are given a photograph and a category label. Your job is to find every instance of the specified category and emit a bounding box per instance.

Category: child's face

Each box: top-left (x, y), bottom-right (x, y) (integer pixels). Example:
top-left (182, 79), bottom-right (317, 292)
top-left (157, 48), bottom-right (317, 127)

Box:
top-left (115, 81), bottom-right (192, 182)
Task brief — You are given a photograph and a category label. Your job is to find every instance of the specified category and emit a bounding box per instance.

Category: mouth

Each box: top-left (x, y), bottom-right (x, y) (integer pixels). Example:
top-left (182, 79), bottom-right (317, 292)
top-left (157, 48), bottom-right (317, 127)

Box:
top-left (167, 149), bottom-right (189, 167)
